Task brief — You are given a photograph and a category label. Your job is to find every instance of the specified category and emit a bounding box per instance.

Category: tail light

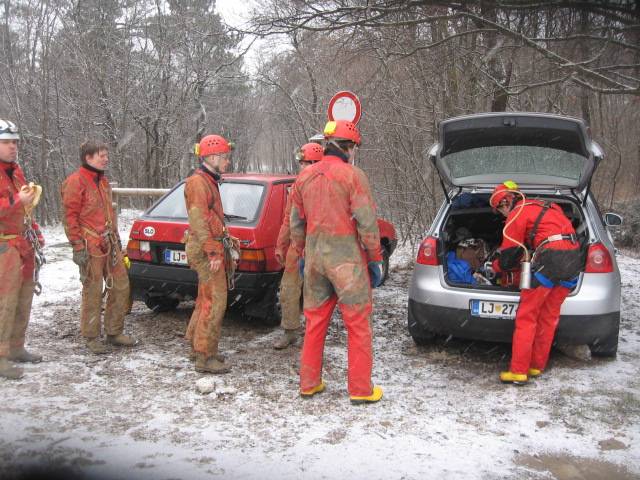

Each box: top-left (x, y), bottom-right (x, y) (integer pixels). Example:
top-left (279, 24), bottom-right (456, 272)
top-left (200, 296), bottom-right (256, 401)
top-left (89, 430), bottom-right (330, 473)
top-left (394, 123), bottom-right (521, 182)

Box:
top-left (238, 249), bottom-right (266, 272)
top-left (584, 242), bottom-right (613, 273)
top-left (126, 239), bottom-right (152, 262)
top-left (416, 236), bottom-right (439, 266)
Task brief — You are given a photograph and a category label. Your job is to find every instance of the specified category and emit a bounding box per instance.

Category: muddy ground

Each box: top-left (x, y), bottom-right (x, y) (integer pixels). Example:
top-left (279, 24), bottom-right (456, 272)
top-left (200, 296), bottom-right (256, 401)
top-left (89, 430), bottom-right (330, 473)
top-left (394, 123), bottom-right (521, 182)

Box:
top-left (1, 243), bottom-right (639, 480)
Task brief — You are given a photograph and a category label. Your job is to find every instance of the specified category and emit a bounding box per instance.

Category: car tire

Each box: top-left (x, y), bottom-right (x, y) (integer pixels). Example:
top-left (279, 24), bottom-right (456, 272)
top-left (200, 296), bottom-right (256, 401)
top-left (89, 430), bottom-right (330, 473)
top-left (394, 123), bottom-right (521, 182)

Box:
top-left (408, 302), bottom-right (436, 345)
top-left (144, 296), bottom-right (180, 313)
top-left (242, 286), bottom-right (282, 326)
top-left (589, 329), bottom-right (619, 357)
top-left (379, 247), bottom-right (390, 286)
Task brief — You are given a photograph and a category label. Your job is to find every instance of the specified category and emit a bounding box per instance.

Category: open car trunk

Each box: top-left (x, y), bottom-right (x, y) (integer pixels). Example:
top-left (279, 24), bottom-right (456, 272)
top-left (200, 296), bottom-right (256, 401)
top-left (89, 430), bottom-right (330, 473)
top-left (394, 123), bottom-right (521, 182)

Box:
top-left (440, 191), bottom-right (589, 290)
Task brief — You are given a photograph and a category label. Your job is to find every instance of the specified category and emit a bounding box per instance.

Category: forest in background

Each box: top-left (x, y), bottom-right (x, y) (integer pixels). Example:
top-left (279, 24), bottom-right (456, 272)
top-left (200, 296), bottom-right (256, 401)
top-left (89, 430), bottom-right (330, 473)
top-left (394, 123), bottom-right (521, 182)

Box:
top-left (1, 0), bottom-right (638, 244)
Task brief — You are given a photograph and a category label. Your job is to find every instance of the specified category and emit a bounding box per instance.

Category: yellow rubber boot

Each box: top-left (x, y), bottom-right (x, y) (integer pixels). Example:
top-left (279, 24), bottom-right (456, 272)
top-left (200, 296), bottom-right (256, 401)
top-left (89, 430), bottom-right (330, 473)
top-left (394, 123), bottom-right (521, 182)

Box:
top-left (499, 371), bottom-right (528, 385)
top-left (350, 385), bottom-right (383, 405)
top-left (300, 381), bottom-right (325, 398)
top-left (528, 368), bottom-right (542, 378)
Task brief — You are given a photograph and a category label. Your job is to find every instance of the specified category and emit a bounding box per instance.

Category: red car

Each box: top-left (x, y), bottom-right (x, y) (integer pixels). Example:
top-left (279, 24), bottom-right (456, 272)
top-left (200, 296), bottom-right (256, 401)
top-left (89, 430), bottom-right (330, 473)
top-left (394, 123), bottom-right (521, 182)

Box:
top-left (126, 173), bottom-right (397, 323)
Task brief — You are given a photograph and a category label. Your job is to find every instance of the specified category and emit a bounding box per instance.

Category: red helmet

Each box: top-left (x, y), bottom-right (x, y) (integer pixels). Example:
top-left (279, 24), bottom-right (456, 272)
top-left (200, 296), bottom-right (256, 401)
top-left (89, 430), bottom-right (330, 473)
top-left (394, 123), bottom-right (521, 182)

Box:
top-left (323, 120), bottom-right (361, 146)
top-left (489, 180), bottom-right (519, 208)
top-left (198, 134), bottom-right (233, 157)
top-left (296, 143), bottom-right (324, 163)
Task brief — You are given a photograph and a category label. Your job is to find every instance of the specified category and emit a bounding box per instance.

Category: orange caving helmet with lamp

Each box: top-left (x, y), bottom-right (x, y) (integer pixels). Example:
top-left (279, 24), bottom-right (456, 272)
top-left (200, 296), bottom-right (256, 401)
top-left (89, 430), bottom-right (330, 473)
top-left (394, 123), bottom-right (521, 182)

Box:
top-left (197, 134), bottom-right (234, 158)
top-left (296, 143), bottom-right (324, 163)
top-left (323, 120), bottom-right (361, 146)
top-left (490, 180), bottom-right (519, 209)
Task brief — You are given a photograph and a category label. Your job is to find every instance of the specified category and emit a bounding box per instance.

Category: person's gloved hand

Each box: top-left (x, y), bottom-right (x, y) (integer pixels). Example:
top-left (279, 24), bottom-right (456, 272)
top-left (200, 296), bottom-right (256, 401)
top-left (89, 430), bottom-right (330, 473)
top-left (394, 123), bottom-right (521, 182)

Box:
top-left (72, 248), bottom-right (89, 268)
top-left (298, 257), bottom-right (305, 278)
top-left (368, 261), bottom-right (383, 288)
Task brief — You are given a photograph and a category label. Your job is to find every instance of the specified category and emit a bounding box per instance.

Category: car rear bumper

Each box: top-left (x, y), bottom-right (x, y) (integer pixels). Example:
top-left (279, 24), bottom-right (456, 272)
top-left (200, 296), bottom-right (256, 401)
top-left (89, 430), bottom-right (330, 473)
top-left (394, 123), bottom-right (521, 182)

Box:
top-left (409, 264), bottom-right (621, 315)
top-left (408, 298), bottom-right (620, 345)
top-left (128, 261), bottom-right (282, 302)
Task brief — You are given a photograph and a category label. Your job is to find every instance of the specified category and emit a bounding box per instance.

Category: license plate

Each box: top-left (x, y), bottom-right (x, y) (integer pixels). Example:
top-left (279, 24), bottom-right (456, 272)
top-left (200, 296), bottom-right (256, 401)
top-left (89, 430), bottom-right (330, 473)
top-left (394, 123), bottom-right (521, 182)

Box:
top-left (164, 249), bottom-right (188, 265)
top-left (470, 300), bottom-right (518, 319)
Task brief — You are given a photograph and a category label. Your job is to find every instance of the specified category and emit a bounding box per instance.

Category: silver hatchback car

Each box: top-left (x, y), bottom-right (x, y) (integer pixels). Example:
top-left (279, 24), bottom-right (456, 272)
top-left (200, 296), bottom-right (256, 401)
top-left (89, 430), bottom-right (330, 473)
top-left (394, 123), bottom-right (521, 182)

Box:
top-left (408, 112), bottom-right (622, 356)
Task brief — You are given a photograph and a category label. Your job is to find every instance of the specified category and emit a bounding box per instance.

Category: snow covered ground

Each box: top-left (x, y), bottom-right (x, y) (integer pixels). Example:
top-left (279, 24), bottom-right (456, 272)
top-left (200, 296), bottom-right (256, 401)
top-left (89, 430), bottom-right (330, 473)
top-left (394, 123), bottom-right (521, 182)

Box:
top-left (1, 213), bottom-right (639, 480)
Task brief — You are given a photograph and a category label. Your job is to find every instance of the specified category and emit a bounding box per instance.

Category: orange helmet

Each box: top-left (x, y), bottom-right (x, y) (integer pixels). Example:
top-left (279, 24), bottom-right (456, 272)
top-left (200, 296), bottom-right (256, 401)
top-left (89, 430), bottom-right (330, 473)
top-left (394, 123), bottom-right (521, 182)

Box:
top-left (198, 134), bottom-right (233, 157)
top-left (323, 120), bottom-right (361, 146)
top-left (489, 180), bottom-right (519, 208)
top-left (295, 143), bottom-right (324, 163)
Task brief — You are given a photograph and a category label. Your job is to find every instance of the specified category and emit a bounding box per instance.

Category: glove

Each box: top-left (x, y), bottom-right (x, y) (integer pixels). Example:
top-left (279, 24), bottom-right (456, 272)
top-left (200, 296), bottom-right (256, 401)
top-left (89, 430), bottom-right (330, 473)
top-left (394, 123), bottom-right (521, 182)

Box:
top-left (72, 248), bottom-right (89, 268)
top-left (298, 257), bottom-right (305, 278)
top-left (368, 261), bottom-right (383, 288)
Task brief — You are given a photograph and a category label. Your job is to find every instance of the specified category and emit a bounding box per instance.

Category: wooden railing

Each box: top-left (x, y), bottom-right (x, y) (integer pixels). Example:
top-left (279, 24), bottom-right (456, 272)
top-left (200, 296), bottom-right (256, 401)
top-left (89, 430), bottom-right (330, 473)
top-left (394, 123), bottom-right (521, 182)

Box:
top-left (110, 183), bottom-right (170, 212)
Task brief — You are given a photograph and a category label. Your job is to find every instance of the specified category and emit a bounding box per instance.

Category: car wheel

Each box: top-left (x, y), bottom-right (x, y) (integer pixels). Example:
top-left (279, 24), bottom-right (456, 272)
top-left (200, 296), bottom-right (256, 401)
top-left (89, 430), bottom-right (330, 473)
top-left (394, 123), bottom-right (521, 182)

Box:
top-left (379, 247), bottom-right (390, 286)
top-left (589, 329), bottom-right (619, 357)
top-left (242, 286), bottom-right (282, 326)
top-left (144, 296), bottom-right (180, 313)
top-left (408, 303), bottom-right (436, 345)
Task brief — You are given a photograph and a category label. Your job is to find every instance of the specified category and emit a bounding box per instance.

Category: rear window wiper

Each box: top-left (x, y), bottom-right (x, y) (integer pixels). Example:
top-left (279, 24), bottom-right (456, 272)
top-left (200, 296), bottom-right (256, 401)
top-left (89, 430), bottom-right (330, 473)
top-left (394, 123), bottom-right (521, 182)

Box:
top-left (224, 213), bottom-right (248, 221)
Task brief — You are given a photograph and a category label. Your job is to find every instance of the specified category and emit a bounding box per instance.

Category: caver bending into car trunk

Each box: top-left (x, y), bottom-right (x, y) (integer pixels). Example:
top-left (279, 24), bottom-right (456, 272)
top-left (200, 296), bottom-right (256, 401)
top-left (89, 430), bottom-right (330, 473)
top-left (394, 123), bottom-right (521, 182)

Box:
top-left (184, 134), bottom-right (237, 374)
top-left (290, 120), bottom-right (384, 404)
top-left (273, 143), bottom-right (324, 350)
top-left (61, 141), bottom-right (136, 355)
top-left (490, 181), bottom-right (582, 385)
top-left (0, 119), bottom-right (45, 379)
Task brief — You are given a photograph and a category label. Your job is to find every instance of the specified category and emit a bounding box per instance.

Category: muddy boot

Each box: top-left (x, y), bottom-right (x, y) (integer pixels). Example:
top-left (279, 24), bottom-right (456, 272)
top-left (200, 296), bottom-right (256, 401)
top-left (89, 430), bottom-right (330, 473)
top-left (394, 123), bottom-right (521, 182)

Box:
top-left (0, 357), bottom-right (24, 380)
top-left (189, 350), bottom-right (224, 362)
top-left (273, 329), bottom-right (298, 350)
top-left (195, 354), bottom-right (231, 374)
top-left (86, 338), bottom-right (109, 355)
top-left (9, 348), bottom-right (43, 363)
top-left (106, 334), bottom-right (137, 347)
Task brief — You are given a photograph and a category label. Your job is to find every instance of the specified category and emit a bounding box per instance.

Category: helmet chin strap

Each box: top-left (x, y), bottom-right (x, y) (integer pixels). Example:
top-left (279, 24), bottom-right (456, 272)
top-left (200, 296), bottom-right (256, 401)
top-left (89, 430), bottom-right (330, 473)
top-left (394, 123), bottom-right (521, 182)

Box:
top-left (326, 140), bottom-right (351, 163)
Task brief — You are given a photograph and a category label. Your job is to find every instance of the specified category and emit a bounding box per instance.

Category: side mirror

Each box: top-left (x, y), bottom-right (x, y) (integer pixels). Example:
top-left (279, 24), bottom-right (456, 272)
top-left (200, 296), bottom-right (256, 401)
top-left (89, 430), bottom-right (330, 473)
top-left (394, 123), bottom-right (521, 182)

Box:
top-left (604, 212), bottom-right (623, 227)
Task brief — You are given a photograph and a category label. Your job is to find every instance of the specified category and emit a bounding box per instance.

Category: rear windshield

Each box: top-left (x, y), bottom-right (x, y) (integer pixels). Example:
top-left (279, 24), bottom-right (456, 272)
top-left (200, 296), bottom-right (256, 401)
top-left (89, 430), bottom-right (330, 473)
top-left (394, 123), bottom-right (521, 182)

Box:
top-left (146, 181), bottom-right (265, 224)
top-left (443, 146), bottom-right (585, 182)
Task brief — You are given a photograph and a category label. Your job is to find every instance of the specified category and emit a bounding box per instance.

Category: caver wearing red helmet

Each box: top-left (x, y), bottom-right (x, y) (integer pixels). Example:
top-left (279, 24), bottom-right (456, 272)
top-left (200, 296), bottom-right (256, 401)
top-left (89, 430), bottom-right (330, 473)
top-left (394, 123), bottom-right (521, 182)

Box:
top-left (490, 180), bottom-right (582, 385)
top-left (289, 120), bottom-right (384, 404)
top-left (273, 143), bottom-right (324, 350)
top-left (183, 134), bottom-right (236, 374)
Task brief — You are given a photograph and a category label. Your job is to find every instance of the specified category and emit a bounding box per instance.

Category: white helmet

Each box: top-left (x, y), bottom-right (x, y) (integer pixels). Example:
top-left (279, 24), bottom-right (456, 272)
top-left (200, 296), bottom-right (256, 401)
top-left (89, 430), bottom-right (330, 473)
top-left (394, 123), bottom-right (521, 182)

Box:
top-left (0, 119), bottom-right (19, 140)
